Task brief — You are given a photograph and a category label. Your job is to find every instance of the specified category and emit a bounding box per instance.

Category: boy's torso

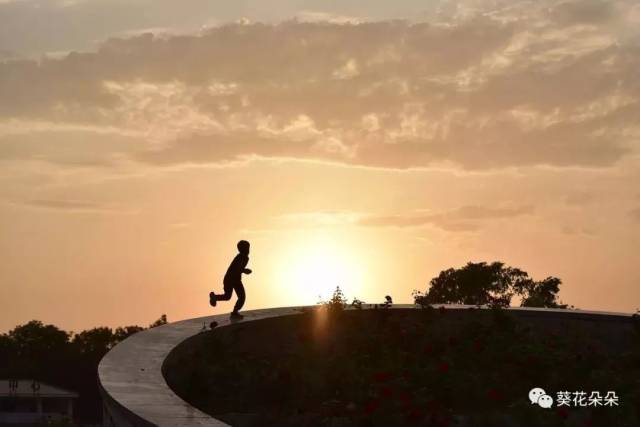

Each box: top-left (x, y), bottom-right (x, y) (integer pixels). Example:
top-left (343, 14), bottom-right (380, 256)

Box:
top-left (224, 253), bottom-right (248, 284)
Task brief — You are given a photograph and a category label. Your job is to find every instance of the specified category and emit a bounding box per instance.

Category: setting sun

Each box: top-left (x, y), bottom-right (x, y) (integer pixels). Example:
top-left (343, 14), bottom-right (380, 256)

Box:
top-left (274, 235), bottom-right (365, 305)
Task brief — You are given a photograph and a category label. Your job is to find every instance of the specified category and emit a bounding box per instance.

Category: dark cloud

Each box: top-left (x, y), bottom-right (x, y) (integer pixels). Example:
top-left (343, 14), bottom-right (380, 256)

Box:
top-left (133, 132), bottom-right (326, 166)
top-left (0, 0), bottom-right (239, 56)
top-left (1, 2), bottom-right (638, 171)
top-left (549, 0), bottom-right (615, 25)
top-left (0, 19), bottom-right (516, 119)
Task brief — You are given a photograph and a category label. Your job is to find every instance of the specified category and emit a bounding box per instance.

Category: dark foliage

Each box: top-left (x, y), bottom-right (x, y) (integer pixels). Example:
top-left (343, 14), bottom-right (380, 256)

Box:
top-left (414, 261), bottom-right (568, 308)
top-left (0, 315), bottom-right (166, 425)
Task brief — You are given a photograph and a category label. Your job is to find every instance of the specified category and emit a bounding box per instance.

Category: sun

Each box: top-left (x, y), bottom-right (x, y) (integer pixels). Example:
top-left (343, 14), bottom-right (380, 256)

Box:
top-left (276, 235), bottom-right (365, 304)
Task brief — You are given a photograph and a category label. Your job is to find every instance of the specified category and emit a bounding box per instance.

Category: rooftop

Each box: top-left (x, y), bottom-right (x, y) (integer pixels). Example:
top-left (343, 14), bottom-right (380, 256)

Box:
top-left (0, 380), bottom-right (78, 399)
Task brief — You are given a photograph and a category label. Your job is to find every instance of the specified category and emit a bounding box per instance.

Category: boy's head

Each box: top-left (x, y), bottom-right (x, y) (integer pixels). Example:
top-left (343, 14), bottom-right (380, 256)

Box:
top-left (237, 240), bottom-right (250, 255)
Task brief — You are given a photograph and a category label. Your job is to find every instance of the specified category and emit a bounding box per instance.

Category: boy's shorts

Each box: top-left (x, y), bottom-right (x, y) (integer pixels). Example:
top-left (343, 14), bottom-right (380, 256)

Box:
top-left (223, 281), bottom-right (242, 293)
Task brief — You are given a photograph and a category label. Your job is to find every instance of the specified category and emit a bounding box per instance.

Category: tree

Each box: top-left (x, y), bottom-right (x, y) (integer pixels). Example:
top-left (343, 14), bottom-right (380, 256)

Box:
top-left (0, 333), bottom-right (16, 375)
top-left (8, 320), bottom-right (71, 357)
top-left (72, 327), bottom-right (116, 355)
top-left (415, 261), bottom-right (567, 308)
top-left (3, 321), bottom-right (72, 383)
top-left (519, 276), bottom-right (568, 308)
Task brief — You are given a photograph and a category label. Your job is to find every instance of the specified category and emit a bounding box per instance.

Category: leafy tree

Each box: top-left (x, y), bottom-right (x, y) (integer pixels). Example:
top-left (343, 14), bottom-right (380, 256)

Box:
top-left (8, 320), bottom-right (70, 357)
top-left (72, 327), bottom-right (115, 355)
top-left (518, 276), bottom-right (568, 308)
top-left (415, 261), bottom-right (567, 308)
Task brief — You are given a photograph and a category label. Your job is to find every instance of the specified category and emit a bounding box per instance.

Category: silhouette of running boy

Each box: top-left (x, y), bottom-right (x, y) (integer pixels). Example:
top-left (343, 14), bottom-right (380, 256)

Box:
top-left (210, 240), bottom-right (252, 320)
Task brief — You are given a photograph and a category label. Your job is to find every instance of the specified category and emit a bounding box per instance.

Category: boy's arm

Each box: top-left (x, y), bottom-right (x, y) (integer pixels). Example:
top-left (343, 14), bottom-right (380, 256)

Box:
top-left (242, 256), bottom-right (252, 274)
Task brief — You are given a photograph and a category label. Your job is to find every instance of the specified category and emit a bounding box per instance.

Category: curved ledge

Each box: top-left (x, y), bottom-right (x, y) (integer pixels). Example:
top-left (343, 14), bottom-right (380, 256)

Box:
top-left (98, 304), bottom-right (633, 426)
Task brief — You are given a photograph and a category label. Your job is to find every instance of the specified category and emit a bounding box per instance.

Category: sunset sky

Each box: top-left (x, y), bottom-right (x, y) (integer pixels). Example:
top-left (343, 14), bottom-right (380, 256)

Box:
top-left (1, 0), bottom-right (639, 332)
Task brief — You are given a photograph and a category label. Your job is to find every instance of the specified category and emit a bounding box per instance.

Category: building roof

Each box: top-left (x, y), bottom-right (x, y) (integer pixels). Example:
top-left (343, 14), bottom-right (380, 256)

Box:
top-left (0, 380), bottom-right (78, 398)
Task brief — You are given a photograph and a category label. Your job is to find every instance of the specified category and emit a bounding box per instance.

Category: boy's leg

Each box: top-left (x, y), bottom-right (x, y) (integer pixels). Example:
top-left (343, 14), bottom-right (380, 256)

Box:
top-left (214, 282), bottom-right (234, 301)
top-left (232, 282), bottom-right (246, 314)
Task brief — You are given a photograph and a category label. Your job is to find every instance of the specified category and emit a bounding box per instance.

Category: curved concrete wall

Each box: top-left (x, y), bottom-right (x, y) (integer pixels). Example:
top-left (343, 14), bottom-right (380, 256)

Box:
top-left (98, 305), bottom-right (633, 426)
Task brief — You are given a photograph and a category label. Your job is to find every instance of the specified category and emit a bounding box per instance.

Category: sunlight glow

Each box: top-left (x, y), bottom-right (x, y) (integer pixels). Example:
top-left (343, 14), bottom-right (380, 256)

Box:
top-left (276, 235), bottom-right (365, 305)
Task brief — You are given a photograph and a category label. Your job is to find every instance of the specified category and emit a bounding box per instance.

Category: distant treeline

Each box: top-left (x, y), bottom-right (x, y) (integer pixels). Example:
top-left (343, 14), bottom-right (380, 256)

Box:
top-left (0, 315), bottom-right (167, 424)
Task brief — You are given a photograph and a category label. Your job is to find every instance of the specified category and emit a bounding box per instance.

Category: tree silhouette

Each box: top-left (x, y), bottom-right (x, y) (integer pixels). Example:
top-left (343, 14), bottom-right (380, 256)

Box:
top-left (72, 327), bottom-right (116, 355)
top-left (0, 315), bottom-right (167, 424)
top-left (318, 286), bottom-right (348, 312)
top-left (414, 261), bottom-right (567, 308)
top-left (518, 276), bottom-right (568, 308)
top-left (8, 320), bottom-right (70, 357)
top-left (4, 321), bottom-right (72, 380)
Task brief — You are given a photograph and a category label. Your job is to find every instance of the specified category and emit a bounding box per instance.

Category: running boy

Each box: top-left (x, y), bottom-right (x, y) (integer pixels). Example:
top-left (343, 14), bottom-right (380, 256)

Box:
top-left (210, 240), bottom-right (252, 319)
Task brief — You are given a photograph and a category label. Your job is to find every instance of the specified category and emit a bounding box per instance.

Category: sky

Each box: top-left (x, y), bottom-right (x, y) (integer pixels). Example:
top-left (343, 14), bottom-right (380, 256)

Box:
top-left (1, 0), bottom-right (639, 332)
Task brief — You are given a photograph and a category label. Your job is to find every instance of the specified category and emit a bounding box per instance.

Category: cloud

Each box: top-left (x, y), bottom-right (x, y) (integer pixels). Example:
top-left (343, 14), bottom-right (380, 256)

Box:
top-left (0, 125), bottom-right (141, 167)
top-left (564, 191), bottom-right (595, 205)
top-left (1, 1), bottom-right (639, 171)
top-left (358, 204), bottom-right (534, 230)
top-left (267, 205), bottom-right (532, 232)
top-left (0, 0), bottom-right (240, 55)
top-left (277, 211), bottom-right (361, 227)
top-left (17, 198), bottom-right (136, 214)
top-left (133, 132), bottom-right (321, 166)
top-left (295, 11), bottom-right (365, 25)
top-left (549, 0), bottom-right (615, 25)
top-left (0, 48), bottom-right (19, 60)
top-left (449, 205), bottom-right (535, 219)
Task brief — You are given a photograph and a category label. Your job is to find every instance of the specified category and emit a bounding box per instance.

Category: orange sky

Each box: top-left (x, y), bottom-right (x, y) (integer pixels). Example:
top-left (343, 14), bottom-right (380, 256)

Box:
top-left (1, 0), bottom-right (640, 332)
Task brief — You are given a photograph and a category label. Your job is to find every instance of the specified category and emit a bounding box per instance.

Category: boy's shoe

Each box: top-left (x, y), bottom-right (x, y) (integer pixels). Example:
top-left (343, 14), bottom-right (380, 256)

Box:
top-left (230, 312), bottom-right (244, 320)
top-left (209, 292), bottom-right (217, 307)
